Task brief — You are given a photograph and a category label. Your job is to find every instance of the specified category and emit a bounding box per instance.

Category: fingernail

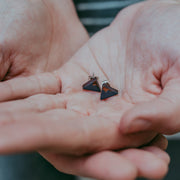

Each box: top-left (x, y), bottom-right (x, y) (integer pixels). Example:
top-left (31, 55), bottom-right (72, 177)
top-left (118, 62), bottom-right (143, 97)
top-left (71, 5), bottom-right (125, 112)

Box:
top-left (124, 119), bottom-right (151, 133)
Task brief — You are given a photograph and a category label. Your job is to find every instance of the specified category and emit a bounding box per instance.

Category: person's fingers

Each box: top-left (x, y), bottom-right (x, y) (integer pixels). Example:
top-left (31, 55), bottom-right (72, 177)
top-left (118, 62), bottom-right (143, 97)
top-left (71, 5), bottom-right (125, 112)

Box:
top-left (0, 98), bottom-right (158, 156)
top-left (41, 151), bottom-right (137, 180)
top-left (142, 146), bottom-right (170, 165)
top-left (0, 72), bottom-right (61, 101)
top-left (0, 94), bottom-right (67, 114)
top-left (120, 79), bottom-right (180, 134)
top-left (0, 109), bottom-right (81, 154)
top-left (0, 105), bottom-right (156, 156)
top-left (120, 148), bottom-right (169, 179)
top-left (147, 134), bottom-right (168, 150)
top-left (142, 135), bottom-right (170, 165)
top-left (41, 146), bottom-right (169, 180)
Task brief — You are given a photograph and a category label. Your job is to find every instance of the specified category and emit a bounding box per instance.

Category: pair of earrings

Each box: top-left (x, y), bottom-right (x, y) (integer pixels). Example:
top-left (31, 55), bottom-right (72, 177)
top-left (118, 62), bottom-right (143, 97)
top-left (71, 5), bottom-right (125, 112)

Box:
top-left (82, 75), bottom-right (118, 100)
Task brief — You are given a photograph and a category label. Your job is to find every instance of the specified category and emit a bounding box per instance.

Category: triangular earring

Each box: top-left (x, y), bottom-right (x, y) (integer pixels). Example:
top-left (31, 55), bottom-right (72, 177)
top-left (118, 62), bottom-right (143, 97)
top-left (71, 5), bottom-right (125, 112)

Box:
top-left (101, 80), bottom-right (118, 100)
top-left (83, 75), bottom-right (101, 92)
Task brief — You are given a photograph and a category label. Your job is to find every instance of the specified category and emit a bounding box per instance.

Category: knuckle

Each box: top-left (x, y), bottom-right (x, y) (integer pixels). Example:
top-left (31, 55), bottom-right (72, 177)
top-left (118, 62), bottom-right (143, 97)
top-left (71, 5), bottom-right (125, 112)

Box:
top-left (26, 94), bottom-right (51, 112)
top-left (52, 71), bottom-right (62, 92)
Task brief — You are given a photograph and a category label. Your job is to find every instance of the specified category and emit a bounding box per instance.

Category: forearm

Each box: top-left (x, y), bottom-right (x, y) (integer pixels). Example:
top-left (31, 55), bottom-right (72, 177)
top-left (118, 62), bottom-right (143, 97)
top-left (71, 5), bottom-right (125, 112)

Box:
top-left (42, 0), bottom-right (89, 70)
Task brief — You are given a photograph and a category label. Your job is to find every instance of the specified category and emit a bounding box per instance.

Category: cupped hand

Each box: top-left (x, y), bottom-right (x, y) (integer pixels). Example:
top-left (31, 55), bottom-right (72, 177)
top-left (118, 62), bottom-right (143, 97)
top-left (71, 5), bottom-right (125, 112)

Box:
top-left (0, 0), bottom-right (177, 155)
top-left (0, 0), bottom-right (88, 80)
top-left (41, 134), bottom-right (169, 180)
top-left (119, 0), bottom-right (180, 135)
top-left (0, 0), bottom-right (175, 179)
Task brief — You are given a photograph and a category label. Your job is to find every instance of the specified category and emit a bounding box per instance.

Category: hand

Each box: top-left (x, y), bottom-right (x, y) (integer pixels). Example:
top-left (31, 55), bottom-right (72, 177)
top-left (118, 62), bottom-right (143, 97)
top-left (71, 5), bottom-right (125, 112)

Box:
top-left (0, 0), bottom-right (178, 154)
top-left (118, 0), bottom-right (180, 135)
top-left (0, 0), bottom-right (177, 155)
top-left (0, 0), bottom-right (88, 80)
top-left (0, 0), bottom-right (174, 179)
top-left (40, 134), bottom-right (169, 180)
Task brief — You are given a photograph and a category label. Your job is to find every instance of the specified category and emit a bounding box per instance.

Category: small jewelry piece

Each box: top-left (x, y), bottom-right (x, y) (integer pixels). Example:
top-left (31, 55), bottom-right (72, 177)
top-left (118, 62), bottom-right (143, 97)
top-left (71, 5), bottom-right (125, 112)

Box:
top-left (101, 80), bottom-right (118, 100)
top-left (82, 75), bottom-right (101, 92)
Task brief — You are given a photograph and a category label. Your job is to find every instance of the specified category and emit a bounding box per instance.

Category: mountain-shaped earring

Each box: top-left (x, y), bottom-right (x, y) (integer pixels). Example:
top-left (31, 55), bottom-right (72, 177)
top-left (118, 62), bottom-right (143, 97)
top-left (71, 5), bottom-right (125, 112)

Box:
top-left (101, 80), bottom-right (118, 100)
top-left (82, 75), bottom-right (101, 92)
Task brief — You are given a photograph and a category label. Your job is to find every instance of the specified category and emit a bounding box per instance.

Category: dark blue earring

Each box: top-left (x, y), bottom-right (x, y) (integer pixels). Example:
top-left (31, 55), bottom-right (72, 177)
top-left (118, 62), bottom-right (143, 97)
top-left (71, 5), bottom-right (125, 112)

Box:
top-left (101, 81), bottom-right (118, 100)
top-left (82, 75), bottom-right (101, 92)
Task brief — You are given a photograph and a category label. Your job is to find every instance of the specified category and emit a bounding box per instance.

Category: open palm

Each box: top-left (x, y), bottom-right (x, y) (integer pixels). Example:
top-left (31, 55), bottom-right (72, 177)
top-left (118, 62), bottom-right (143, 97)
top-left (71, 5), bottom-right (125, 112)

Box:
top-left (0, 0), bottom-right (177, 179)
top-left (0, 0), bottom-right (88, 80)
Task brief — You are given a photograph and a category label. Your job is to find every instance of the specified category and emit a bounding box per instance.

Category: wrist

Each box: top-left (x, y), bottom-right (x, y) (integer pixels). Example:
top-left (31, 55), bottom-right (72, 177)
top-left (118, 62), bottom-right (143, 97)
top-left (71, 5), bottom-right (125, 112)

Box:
top-left (42, 0), bottom-right (89, 71)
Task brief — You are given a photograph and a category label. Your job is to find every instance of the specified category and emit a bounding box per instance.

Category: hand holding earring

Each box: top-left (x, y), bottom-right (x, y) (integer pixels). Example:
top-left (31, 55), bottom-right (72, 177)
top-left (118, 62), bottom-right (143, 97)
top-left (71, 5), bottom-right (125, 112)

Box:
top-left (83, 76), bottom-right (118, 100)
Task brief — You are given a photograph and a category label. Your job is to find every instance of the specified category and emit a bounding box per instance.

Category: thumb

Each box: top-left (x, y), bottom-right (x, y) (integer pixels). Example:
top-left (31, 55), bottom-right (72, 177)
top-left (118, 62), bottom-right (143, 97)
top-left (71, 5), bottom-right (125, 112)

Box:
top-left (120, 79), bottom-right (180, 135)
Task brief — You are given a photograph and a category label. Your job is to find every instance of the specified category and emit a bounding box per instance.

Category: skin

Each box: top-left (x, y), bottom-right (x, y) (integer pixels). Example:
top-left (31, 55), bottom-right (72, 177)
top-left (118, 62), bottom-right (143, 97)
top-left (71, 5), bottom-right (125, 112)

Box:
top-left (0, 0), bottom-right (162, 154)
top-left (40, 134), bottom-right (169, 180)
top-left (0, 0), bottom-right (88, 80)
top-left (119, 0), bottom-right (180, 135)
top-left (0, 0), bottom-right (174, 179)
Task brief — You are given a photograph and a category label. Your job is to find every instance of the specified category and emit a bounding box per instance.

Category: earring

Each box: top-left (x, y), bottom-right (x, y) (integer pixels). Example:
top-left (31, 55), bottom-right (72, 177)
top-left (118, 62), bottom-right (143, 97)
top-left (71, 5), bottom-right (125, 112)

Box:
top-left (101, 80), bottom-right (118, 100)
top-left (82, 75), bottom-right (101, 92)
